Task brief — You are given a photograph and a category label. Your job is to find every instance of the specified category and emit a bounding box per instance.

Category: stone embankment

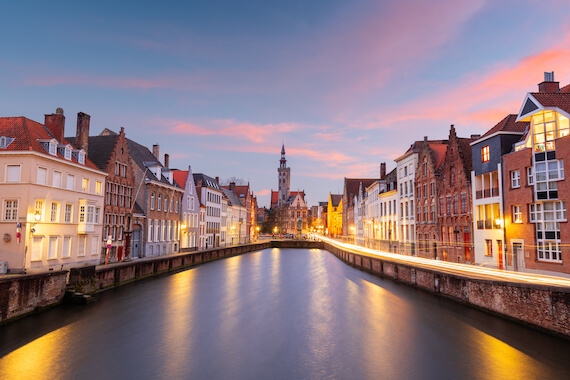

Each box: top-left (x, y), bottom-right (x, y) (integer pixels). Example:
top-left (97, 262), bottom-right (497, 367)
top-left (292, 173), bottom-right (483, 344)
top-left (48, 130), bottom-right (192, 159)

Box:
top-left (323, 242), bottom-right (570, 339)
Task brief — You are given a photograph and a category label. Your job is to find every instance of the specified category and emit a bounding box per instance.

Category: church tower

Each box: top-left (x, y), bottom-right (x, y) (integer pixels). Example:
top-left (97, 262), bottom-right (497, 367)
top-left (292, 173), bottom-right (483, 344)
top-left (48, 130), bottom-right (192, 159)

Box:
top-left (277, 144), bottom-right (291, 207)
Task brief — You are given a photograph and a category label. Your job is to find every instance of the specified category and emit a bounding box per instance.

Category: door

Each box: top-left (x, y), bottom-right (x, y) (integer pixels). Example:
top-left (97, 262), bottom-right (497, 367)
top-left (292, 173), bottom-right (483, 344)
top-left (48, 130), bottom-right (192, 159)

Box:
top-left (132, 227), bottom-right (140, 258)
top-left (512, 242), bottom-right (522, 272)
top-left (497, 240), bottom-right (504, 270)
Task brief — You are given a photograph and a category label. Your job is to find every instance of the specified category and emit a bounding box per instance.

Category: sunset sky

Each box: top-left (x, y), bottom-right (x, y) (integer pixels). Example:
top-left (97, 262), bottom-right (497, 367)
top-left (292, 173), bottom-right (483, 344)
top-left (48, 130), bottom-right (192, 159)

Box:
top-left (3, 0), bottom-right (570, 207)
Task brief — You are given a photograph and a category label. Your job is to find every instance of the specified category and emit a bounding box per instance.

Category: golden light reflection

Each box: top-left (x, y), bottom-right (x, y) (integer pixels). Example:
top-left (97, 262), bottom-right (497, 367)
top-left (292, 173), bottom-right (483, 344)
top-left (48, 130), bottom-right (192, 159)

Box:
top-left (161, 270), bottom-right (196, 378)
top-left (0, 325), bottom-right (73, 380)
top-left (469, 328), bottom-right (545, 379)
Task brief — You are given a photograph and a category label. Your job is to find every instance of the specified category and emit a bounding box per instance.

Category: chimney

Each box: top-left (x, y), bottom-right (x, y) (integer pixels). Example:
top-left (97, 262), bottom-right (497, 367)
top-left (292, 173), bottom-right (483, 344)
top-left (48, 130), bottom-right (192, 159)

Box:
top-left (164, 153), bottom-right (169, 168)
top-left (215, 176), bottom-right (220, 184)
top-left (76, 112), bottom-right (90, 155)
top-left (471, 134), bottom-right (481, 140)
top-left (44, 108), bottom-right (65, 142)
top-left (380, 162), bottom-right (386, 180)
top-left (230, 182), bottom-right (236, 191)
top-left (153, 144), bottom-right (159, 159)
top-left (538, 71), bottom-right (559, 93)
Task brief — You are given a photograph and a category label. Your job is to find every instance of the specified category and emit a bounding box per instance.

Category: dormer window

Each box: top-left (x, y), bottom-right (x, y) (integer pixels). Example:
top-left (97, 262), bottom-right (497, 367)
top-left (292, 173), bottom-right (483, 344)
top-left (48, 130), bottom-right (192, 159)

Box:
top-left (72, 149), bottom-right (86, 164)
top-left (38, 138), bottom-right (58, 156)
top-left (58, 144), bottom-right (73, 160)
top-left (0, 136), bottom-right (15, 149)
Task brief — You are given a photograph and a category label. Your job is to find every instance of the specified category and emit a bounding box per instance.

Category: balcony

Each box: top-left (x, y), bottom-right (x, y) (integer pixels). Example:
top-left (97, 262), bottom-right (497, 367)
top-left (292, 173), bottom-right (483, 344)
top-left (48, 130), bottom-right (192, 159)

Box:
top-left (476, 187), bottom-right (499, 199)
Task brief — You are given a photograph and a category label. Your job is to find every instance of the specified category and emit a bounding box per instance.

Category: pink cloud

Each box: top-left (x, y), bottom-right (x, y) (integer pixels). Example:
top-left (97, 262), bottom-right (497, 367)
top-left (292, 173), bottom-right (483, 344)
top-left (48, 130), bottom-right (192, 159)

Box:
top-left (362, 31), bottom-right (570, 131)
top-left (164, 118), bottom-right (300, 144)
top-left (255, 189), bottom-right (271, 196)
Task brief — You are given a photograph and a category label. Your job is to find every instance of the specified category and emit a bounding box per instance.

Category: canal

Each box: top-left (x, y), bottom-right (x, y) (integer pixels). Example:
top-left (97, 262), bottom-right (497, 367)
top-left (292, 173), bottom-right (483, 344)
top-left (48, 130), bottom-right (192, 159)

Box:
top-left (1, 248), bottom-right (570, 380)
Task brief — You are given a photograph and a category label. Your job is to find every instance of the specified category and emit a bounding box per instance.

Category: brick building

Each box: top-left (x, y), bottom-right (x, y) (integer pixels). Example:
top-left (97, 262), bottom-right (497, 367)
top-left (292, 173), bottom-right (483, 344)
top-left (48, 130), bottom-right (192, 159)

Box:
top-left (436, 125), bottom-right (476, 263)
top-left (128, 142), bottom-right (183, 257)
top-left (68, 127), bottom-right (135, 263)
top-left (502, 72), bottom-right (570, 276)
top-left (415, 137), bottom-right (448, 259)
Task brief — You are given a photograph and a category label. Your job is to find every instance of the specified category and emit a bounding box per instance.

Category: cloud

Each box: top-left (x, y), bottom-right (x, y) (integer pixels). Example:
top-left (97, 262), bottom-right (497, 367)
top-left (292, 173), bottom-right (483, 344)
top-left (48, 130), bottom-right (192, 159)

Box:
top-left (164, 118), bottom-right (300, 143)
top-left (254, 189), bottom-right (271, 196)
top-left (351, 30), bottom-right (570, 135)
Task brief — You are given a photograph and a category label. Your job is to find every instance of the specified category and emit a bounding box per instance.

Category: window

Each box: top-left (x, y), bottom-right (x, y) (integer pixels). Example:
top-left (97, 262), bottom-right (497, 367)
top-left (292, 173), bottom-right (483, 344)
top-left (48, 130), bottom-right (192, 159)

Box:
top-left (31, 236), bottom-right (43, 261)
top-left (423, 162), bottom-right (427, 176)
top-left (164, 196), bottom-right (168, 212)
top-left (6, 165), bottom-right (21, 182)
top-left (511, 170), bottom-right (520, 188)
top-left (50, 202), bottom-right (59, 222)
top-left (151, 192), bottom-right (155, 210)
top-left (537, 241), bottom-right (561, 262)
top-left (78, 235), bottom-right (86, 256)
top-left (62, 236), bottom-right (71, 257)
top-left (67, 174), bottom-right (75, 190)
top-left (48, 236), bottom-right (58, 259)
top-left (461, 193), bottom-right (467, 214)
top-left (454, 194), bottom-right (459, 215)
top-left (79, 205), bottom-right (85, 223)
top-left (149, 220), bottom-right (154, 242)
top-left (175, 199), bottom-right (178, 213)
top-left (532, 111), bottom-right (570, 152)
top-left (481, 146), bottom-right (490, 163)
top-left (0, 136), bottom-right (15, 148)
top-left (82, 178), bottom-right (89, 192)
top-left (96, 181), bottom-right (102, 195)
top-left (4, 200), bottom-right (18, 221)
top-left (35, 200), bottom-right (45, 221)
top-left (92, 236), bottom-right (99, 256)
top-left (64, 204), bottom-right (73, 223)
top-left (450, 167), bottom-right (455, 185)
top-left (446, 195), bottom-right (452, 215)
top-left (158, 195), bottom-right (162, 211)
top-left (53, 171), bottom-right (62, 188)
top-left (64, 147), bottom-right (71, 160)
top-left (512, 205), bottom-right (522, 223)
top-left (37, 167), bottom-right (47, 185)
top-left (404, 166), bottom-right (408, 176)
top-left (78, 152), bottom-right (85, 164)
top-left (485, 239), bottom-right (493, 256)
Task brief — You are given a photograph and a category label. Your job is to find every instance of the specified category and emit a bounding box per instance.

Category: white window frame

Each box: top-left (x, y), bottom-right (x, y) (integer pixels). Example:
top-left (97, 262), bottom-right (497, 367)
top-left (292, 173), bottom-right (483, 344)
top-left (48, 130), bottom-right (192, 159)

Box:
top-left (50, 202), bottom-right (59, 223)
top-left (511, 170), bottom-right (520, 189)
top-left (6, 164), bottom-right (21, 182)
top-left (64, 204), bottom-right (73, 223)
top-left (4, 199), bottom-right (18, 221)
top-left (512, 205), bottom-right (522, 223)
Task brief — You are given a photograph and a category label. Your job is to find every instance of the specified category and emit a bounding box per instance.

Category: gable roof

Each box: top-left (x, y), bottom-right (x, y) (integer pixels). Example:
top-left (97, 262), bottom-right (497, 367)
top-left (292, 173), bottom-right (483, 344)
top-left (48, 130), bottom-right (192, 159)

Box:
top-left (529, 92), bottom-right (570, 114)
top-left (193, 173), bottom-right (220, 190)
top-left (127, 138), bottom-right (180, 188)
top-left (344, 178), bottom-right (378, 199)
top-left (172, 170), bottom-right (189, 188)
top-left (480, 114), bottom-right (529, 139)
top-left (0, 116), bottom-right (100, 170)
top-left (330, 194), bottom-right (342, 208)
top-left (222, 188), bottom-right (244, 207)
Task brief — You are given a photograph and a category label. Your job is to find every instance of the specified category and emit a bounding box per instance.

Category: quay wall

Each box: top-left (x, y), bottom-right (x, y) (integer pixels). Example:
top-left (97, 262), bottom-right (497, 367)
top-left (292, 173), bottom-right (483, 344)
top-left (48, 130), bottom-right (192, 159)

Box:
top-left (0, 271), bottom-right (68, 324)
top-left (324, 242), bottom-right (570, 338)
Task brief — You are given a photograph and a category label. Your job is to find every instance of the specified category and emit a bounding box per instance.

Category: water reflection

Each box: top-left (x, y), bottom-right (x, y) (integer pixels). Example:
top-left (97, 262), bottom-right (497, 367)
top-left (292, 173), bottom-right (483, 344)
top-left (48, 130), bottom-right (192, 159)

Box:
top-left (1, 248), bottom-right (570, 380)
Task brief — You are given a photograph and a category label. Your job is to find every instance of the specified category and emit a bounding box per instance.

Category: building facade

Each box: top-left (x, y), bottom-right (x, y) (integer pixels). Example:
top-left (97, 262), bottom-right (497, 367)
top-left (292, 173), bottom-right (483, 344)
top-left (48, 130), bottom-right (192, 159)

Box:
top-left (173, 166), bottom-right (200, 252)
top-left (0, 109), bottom-right (106, 273)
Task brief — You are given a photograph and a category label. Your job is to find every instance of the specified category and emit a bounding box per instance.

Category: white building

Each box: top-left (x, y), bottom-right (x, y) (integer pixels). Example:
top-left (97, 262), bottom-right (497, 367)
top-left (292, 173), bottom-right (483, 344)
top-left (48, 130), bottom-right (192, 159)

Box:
top-left (0, 110), bottom-right (106, 273)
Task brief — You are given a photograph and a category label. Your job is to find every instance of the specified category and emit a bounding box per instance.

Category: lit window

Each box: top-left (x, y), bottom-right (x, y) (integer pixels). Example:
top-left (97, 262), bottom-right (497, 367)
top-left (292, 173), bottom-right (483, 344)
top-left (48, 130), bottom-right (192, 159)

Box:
top-left (481, 146), bottom-right (490, 163)
top-left (485, 239), bottom-right (493, 256)
top-left (35, 200), bottom-right (45, 221)
top-left (512, 205), bottom-right (522, 223)
top-left (96, 181), bottom-right (102, 195)
top-left (82, 178), bottom-right (90, 192)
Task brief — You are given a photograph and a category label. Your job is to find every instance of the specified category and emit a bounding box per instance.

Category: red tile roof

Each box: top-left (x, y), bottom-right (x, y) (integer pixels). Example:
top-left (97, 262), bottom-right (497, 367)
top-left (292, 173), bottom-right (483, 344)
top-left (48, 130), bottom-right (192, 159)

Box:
top-left (172, 170), bottom-right (188, 188)
top-left (531, 92), bottom-right (570, 114)
top-left (0, 116), bottom-right (100, 170)
top-left (559, 84), bottom-right (570, 93)
top-left (480, 114), bottom-right (529, 139)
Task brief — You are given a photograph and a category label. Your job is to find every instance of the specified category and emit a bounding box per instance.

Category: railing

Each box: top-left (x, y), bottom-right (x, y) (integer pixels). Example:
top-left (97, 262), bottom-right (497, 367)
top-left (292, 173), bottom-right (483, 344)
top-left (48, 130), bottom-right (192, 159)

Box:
top-left (476, 188), bottom-right (500, 199)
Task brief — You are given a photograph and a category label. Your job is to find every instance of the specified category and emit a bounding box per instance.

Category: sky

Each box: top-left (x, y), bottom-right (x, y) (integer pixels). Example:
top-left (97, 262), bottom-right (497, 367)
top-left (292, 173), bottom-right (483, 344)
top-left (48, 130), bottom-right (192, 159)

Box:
top-left (3, 0), bottom-right (570, 207)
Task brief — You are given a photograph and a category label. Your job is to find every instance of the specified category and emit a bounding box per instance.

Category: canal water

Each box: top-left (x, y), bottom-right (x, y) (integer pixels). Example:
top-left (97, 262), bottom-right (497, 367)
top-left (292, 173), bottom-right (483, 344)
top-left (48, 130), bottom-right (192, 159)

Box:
top-left (1, 248), bottom-right (570, 380)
